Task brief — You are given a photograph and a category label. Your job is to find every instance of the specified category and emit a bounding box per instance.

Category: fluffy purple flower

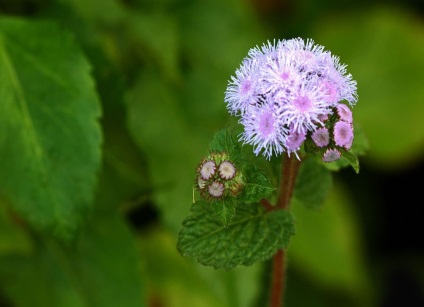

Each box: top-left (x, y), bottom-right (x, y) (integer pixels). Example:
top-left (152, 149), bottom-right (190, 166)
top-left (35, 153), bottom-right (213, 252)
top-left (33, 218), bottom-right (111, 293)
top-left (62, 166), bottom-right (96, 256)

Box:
top-left (225, 58), bottom-right (260, 115)
top-left (285, 125), bottom-right (306, 157)
top-left (322, 148), bottom-right (341, 162)
top-left (239, 101), bottom-right (287, 160)
top-left (333, 121), bottom-right (354, 149)
top-left (312, 127), bottom-right (330, 147)
top-left (336, 103), bottom-right (353, 123)
top-left (225, 37), bottom-right (357, 158)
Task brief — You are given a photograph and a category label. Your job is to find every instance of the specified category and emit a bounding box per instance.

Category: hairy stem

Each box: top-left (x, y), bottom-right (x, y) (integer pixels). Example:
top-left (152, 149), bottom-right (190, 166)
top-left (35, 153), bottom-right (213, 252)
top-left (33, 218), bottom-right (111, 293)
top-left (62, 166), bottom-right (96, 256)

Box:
top-left (269, 153), bottom-right (301, 307)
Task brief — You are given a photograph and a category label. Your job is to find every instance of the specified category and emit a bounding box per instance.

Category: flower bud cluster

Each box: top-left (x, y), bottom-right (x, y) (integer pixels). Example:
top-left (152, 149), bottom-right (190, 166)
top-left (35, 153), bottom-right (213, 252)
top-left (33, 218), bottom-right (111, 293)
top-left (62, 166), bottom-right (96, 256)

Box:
top-left (195, 152), bottom-right (243, 202)
top-left (308, 103), bottom-right (354, 162)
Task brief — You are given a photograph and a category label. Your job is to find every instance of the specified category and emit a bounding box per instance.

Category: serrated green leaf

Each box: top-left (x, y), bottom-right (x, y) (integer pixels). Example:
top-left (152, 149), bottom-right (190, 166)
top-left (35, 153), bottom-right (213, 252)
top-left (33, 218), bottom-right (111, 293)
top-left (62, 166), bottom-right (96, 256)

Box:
top-left (0, 17), bottom-right (102, 240)
top-left (239, 165), bottom-right (275, 204)
top-left (292, 158), bottom-right (333, 210)
top-left (177, 201), bottom-right (295, 270)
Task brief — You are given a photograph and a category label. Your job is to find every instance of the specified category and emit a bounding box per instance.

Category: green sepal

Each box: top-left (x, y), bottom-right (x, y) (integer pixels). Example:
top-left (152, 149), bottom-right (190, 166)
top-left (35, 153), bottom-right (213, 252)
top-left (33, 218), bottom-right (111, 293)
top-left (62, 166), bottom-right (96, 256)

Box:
top-left (177, 201), bottom-right (295, 270)
top-left (303, 137), bottom-right (321, 155)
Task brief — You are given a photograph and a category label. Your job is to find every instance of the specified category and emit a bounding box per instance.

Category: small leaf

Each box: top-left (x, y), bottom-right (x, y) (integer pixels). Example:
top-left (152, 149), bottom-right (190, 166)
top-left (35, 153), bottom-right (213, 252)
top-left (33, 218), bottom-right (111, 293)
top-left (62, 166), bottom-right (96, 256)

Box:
top-left (292, 158), bottom-right (333, 210)
top-left (239, 165), bottom-right (275, 204)
top-left (177, 201), bottom-right (295, 270)
top-left (209, 128), bottom-right (242, 163)
top-left (340, 149), bottom-right (360, 173)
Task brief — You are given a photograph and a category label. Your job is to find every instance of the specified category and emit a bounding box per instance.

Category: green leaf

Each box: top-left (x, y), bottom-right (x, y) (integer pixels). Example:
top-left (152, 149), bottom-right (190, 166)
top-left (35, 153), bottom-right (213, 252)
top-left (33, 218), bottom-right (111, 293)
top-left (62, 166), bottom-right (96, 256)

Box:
top-left (0, 17), bottom-right (102, 240)
top-left (209, 128), bottom-right (242, 159)
top-left (0, 201), bottom-right (32, 255)
top-left (292, 158), bottom-right (333, 210)
top-left (340, 149), bottom-right (360, 174)
top-left (177, 201), bottom-right (295, 270)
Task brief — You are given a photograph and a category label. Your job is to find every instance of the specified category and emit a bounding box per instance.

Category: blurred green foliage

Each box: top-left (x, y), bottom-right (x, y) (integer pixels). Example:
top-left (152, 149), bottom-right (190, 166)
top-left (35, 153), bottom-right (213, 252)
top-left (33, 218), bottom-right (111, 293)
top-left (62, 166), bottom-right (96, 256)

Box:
top-left (0, 0), bottom-right (423, 306)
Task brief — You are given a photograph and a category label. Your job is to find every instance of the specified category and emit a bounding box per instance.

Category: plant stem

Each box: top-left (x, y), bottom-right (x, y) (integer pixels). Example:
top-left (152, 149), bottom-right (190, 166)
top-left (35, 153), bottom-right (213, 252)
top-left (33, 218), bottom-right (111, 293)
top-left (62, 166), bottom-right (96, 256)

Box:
top-left (269, 153), bottom-right (301, 307)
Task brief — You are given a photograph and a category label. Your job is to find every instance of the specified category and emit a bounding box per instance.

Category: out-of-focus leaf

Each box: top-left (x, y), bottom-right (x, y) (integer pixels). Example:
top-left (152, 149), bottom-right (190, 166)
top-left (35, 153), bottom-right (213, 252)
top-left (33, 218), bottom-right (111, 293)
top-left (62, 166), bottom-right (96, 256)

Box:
top-left (128, 12), bottom-right (180, 82)
top-left (0, 215), bottom-right (145, 307)
top-left (312, 7), bottom-right (424, 168)
top-left (138, 228), bottom-right (263, 307)
top-left (288, 182), bottom-right (373, 305)
top-left (177, 200), bottom-right (295, 270)
top-left (178, 1), bottom-right (264, 128)
top-left (125, 70), bottom-right (204, 232)
top-left (292, 157), bottom-right (333, 210)
top-left (57, 0), bottom-right (126, 24)
top-left (0, 17), bottom-right (102, 240)
top-left (0, 202), bottom-right (32, 255)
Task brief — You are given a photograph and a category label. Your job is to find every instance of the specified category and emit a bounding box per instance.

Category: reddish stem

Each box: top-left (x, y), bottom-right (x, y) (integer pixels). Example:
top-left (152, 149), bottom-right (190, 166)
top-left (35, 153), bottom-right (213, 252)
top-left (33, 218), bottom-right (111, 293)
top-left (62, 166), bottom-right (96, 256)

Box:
top-left (269, 154), bottom-right (301, 307)
top-left (260, 198), bottom-right (274, 211)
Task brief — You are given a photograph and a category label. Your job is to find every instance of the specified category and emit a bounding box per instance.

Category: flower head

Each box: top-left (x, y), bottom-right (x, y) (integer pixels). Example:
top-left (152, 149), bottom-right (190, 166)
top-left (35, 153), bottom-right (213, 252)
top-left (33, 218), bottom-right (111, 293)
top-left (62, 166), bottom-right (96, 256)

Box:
top-left (312, 127), bottom-right (330, 147)
top-left (208, 181), bottom-right (225, 199)
top-left (322, 148), bottom-right (341, 162)
top-left (225, 37), bottom-right (357, 159)
top-left (336, 103), bottom-right (353, 123)
top-left (218, 161), bottom-right (236, 180)
top-left (333, 121), bottom-right (354, 149)
top-left (285, 124), bottom-right (306, 157)
top-left (239, 101), bottom-right (287, 160)
top-left (199, 160), bottom-right (216, 180)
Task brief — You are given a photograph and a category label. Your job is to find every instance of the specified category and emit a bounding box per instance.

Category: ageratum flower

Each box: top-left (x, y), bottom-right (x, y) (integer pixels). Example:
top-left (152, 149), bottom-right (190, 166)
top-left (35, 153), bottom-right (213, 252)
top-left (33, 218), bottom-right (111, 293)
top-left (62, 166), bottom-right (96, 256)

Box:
top-left (225, 38), bottom-right (357, 159)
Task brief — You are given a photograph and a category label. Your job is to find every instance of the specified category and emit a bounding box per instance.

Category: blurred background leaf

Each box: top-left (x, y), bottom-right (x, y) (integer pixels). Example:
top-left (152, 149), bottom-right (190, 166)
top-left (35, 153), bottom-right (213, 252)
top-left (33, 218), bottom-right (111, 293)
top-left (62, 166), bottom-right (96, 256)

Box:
top-left (0, 17), bottom-right (102, 241)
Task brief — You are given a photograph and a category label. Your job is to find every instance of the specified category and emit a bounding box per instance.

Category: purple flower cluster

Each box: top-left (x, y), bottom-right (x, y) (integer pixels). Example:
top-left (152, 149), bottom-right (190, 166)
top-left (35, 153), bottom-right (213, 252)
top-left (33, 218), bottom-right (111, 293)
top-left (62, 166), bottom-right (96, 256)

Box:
top-left (225, 38), bottom-right (357, 160)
